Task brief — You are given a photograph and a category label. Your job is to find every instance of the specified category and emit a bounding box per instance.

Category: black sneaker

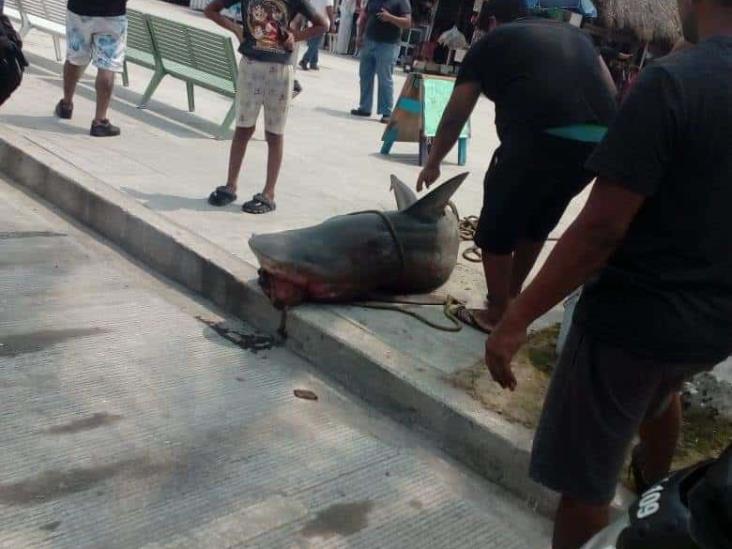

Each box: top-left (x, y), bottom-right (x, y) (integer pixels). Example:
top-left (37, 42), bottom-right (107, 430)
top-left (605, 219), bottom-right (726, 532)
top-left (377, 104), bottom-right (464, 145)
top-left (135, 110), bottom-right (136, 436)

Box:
top-left (298, 60), bottom-right (309, 71)
top-left (380, 115), bottom-right (391, 124)
top-left (55, 99), bottom-right (73, 120)
top-left (292, 80), bottom-right (303, 98)
top-left (90, 119), bottom-right (121, 137)
top-left (310, 64), bottom-right (320, 71)
top-left (350, 108), bottom-right (371, 117)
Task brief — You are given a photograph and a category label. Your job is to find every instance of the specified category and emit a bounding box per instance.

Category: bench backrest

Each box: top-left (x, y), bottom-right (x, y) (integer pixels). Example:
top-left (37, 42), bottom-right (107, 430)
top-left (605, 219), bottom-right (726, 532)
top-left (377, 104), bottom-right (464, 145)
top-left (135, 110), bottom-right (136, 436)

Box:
top-left (127, 9), bottom-right (155, 56)
top-left (16, 0), bottom-right (66, 25)
top-left (146, 15), bottom-right (238, 85)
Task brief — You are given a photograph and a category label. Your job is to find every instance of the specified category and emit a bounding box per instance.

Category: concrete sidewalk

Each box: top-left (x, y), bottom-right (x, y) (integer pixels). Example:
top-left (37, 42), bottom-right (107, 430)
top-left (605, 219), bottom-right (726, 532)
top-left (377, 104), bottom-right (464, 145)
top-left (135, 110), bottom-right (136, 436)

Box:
top-left (0, 0), bottom-right (593, 514)
top-left (0, 175), bottom-right (551, 548)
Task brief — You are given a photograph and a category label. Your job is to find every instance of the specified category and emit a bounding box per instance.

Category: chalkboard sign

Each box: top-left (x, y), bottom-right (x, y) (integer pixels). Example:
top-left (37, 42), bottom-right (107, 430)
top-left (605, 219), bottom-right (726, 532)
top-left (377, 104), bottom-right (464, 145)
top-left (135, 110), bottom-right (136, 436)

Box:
top-left (422, 77), bottom-right (470, 138)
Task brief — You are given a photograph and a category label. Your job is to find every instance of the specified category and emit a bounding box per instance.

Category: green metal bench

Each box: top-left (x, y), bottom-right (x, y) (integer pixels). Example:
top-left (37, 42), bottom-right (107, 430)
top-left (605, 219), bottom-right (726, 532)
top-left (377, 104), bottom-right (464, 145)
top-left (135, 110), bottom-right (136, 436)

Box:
top-left (122, 9), bottom-right (159, 88)
top-left (142, 14), bottom-right (238, 138)
top-left (10, 0), bottom-right (66, 61)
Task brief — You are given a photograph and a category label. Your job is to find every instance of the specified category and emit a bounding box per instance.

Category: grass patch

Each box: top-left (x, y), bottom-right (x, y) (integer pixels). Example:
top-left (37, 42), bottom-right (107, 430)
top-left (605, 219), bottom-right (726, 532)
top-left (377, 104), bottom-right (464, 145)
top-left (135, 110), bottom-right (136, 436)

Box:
top-left (674, 409), bottom-right (732, 470)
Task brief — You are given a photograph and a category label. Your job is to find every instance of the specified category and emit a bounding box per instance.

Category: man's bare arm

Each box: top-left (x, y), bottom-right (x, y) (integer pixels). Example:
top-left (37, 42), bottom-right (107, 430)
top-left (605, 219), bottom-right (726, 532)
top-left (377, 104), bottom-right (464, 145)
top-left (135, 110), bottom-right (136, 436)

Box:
top-left (484, 179), bottom-right (646, 389)
top-left (293, 11), bottom-right (328, 42)
top-left (378, 10), bottom-right (411, 30)
top-left (416, 82), bottom-right (480, 190)
top-left (508, 180), bottom-right (644, 324)
top-left (204, 1), bottom-right (243, 41)
top-left (597, 55), bottom-right (619, 100)
top-left (356, 8), bottom-right (367, 45)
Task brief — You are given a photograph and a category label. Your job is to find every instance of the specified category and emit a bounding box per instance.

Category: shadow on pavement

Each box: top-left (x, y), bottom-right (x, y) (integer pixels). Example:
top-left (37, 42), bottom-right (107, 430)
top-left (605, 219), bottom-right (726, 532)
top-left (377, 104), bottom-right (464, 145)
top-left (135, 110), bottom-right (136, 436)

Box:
top-left (369, 151), bottom-right (420, 166)
top-left (121, 187), bottom-right (241, 213)
top-left (0, 114), bottom-right (90, 136)
top-left (315, 106), bottom-right (376, 122)
top-left (24, 54), bottom-right (232, 141)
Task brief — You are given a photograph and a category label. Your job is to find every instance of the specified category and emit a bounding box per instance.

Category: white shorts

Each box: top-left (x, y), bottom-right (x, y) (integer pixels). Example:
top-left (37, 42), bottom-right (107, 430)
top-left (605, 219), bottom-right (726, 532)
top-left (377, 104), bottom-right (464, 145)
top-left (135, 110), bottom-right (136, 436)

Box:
top-left (235, 57), bottom-right (293, 135)
top-left (66, 11), bottom-right (127, 73)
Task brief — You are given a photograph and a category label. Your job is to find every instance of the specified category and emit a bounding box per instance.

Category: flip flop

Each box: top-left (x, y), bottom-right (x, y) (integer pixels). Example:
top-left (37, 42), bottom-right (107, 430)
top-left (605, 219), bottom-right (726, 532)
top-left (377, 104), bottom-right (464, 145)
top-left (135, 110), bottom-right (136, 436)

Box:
top-left (242, 193), bottom-right (276, 214)
top-left (208, 186), bottom-right (237, 207)
top-left (450, 304), bottom-right (493, 334)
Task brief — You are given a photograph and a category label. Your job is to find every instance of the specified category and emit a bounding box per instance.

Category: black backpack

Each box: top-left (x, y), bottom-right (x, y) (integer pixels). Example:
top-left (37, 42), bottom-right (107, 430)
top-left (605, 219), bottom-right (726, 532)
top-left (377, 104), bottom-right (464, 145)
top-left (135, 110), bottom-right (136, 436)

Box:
top-left (0, 15), bottom-right (27, 107)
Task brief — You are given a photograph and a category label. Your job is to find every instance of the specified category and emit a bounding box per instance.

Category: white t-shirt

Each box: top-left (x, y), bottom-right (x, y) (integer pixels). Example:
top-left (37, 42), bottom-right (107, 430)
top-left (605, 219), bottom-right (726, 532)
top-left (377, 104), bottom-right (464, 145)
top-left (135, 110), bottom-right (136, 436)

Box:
top-left (308, 0), bottom-right (334, 24)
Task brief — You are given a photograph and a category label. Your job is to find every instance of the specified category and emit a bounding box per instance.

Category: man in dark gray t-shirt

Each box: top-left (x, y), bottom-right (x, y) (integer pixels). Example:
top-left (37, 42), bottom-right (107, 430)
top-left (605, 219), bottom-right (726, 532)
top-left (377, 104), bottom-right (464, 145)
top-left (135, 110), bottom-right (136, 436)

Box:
top-left (350, 0), bottom-right (411, 122)
top-left (485, 0), bottom-right (732, 547)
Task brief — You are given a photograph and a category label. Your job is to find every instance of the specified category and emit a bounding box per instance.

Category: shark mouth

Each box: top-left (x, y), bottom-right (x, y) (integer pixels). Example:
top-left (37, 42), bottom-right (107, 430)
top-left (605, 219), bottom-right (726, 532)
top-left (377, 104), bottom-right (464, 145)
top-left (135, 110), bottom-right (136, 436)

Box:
top-left (257, 269), bottom-right (307, 310)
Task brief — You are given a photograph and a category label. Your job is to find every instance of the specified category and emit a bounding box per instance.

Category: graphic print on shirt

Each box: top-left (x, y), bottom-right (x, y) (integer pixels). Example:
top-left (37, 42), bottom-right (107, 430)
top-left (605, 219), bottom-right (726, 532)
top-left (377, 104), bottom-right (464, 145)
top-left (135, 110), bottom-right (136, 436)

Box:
top-left (247, 0), bottom-right (289, 54)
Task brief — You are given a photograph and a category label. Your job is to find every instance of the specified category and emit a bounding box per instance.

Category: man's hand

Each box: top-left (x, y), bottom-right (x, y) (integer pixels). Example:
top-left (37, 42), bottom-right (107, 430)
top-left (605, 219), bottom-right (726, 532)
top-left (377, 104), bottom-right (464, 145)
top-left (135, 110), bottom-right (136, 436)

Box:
top-left (283, 30), bottom-right (295, 51)
top-left (484, 313), bottom-right (528, 391)
top-left (234, 26), bottom-right (244, 43)
top-left (416, 165), bottom-right (440, 192)
top-left (377, 9), bottom-right (394, 23)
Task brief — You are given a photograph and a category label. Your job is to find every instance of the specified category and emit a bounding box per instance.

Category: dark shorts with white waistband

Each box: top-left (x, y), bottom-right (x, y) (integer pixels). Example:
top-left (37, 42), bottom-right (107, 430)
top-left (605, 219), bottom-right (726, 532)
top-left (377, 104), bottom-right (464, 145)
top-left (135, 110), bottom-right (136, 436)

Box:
top-left (474, 132), bottom-right (596, 255)
top-left (529, 322), bottom-right (715, 504)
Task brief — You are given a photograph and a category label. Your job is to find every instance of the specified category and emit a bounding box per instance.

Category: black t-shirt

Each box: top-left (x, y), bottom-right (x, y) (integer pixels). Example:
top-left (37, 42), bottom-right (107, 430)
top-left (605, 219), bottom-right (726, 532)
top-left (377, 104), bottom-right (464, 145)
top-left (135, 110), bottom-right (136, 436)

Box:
top-left (222, 0), bottom-right (318, 64)
top-left (68, 1), bottom-right (127, 17)
top-left (364, 0), bottom-right (411, 44)
top-left (457, 18), bottom-right (617, 139)
top-left (576, 36), bottom-right (732, 363)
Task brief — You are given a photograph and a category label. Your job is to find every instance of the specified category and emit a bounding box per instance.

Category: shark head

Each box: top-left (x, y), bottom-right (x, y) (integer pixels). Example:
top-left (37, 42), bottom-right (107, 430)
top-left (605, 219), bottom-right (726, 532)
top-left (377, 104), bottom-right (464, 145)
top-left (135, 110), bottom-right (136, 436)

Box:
top-left (250, 173), bottom-right (469, 308)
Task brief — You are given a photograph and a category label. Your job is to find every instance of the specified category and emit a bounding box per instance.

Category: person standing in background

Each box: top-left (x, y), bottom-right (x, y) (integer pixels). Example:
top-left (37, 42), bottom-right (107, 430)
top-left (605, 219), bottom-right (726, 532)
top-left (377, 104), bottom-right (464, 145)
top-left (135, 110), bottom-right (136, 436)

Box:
top-left (350, 0), bottom-right (411, 123)
top-left (335, 0), bottom-right (360, 54)
top-left (299, 0), bottom-right (335, 70)
top-left (55, 0), bottom-right (128, 137)
top-left (205, 0), bottom-right (327, 214)
top-left (417, 0), bottom-right (617, 334)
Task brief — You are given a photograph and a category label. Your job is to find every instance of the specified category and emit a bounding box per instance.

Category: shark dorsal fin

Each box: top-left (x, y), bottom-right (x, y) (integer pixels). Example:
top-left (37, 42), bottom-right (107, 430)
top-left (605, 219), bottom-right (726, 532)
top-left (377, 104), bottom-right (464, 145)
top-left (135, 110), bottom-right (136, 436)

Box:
top-left (390, 175), bottom-right (418, 210)
top-left (404, 172), bottom-right (469, 221)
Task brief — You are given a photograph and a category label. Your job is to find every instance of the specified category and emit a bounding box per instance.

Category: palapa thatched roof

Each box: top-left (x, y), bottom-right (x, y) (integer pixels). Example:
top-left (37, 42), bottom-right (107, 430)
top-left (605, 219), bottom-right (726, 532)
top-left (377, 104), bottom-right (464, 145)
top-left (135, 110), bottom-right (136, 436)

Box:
top-left (595, 0), bottom-right (681, 43)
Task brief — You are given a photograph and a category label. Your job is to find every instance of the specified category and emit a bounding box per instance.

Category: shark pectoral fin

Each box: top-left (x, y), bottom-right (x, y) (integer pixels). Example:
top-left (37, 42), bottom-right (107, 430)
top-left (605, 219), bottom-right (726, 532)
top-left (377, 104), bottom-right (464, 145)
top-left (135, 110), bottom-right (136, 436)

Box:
top-left (390, 174), bottom-right (419, 211)
top-left (404, 172), bottom-right (469, 221)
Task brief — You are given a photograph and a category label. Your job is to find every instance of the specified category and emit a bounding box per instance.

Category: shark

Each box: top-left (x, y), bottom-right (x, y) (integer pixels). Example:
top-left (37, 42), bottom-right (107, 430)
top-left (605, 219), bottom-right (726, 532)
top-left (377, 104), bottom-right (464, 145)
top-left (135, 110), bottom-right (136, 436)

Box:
top-left (249, 173), bottom-right (468, 309)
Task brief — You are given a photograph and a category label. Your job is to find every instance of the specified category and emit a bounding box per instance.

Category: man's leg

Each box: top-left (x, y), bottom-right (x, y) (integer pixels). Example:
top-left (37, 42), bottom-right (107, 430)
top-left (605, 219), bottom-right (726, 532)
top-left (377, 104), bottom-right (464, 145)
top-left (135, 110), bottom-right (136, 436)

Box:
top-left (262, 131), bottom-right (284, 202)
top-left (62, 61), bottom-right (86, 106)
top-left (225, 126), bottom-right (256, 193)
top-left (300, 37), bottom-right (314, 65)
top-left (636, 392), bottom-right (682, 485)
top-left (553, 497), bottom-right (611, 549)
top-left (358, 42), bottom-right (376, 114)
top-left (94, 69), bottom-right (115, 122)
top-left (479, 251), bottom-right (513, 329)
top-left (475, 238), bottom-right (543, 329)
top-left (510, 238), bottom-right (545, 297)
top-left (309, 36), bottom-right (322, 68)
top-left (374, 43), bottom-right (397, 117)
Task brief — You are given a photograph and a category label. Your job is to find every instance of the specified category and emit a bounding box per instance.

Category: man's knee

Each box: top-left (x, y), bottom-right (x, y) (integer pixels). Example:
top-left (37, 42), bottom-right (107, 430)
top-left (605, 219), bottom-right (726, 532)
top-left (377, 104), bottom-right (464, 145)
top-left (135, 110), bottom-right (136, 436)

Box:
top-left (264, 131), bottom-right (283, 145)
top-left (233, 126), bottom-right (255, 142)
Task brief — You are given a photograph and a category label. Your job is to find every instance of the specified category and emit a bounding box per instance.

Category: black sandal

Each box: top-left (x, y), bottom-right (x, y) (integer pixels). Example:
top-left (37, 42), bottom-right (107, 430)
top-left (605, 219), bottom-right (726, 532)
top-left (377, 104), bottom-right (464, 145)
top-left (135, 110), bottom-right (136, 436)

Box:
top-left (242, 193), bottom-right (276, 214)
top-left (208, 186), bottom-right (237, 207)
